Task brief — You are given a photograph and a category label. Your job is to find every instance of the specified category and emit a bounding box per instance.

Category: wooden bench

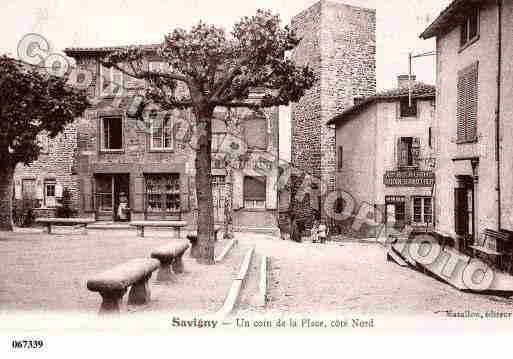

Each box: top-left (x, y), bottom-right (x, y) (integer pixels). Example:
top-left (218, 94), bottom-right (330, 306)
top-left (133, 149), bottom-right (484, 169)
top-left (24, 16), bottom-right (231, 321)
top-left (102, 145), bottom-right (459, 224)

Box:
top-left (35, 217), bottom-right (96, 234)
top-left (151, 242), bottom-right (190, 282)
top-left (86, 258), bottom-right (160, 314)
top-left (469, 229), bottom-right (513, 270)
top-left (186, 226), bottom-right (221, 258)
top-left (129, 220), bottom-right (188, 238)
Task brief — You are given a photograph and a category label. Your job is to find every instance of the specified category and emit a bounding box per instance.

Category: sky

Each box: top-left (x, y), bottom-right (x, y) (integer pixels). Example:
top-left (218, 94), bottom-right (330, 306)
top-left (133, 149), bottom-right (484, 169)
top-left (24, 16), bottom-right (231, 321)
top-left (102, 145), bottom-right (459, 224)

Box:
top-left (0, 0), bottom-right (452, 161)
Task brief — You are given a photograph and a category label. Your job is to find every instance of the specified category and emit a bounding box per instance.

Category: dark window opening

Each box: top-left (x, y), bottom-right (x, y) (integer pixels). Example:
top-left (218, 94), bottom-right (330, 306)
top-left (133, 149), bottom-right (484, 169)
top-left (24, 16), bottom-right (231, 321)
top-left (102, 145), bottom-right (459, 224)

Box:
top-left (102, 117), bottom-right (123, 150)
top-left (460, 7), bottom-right (479, 48)
top-left (244, 176), bottom-right (266, 208)
top-left (400, 98), bottom-right (417, 118)
top-left (397, 137), bottom-right (420, 168)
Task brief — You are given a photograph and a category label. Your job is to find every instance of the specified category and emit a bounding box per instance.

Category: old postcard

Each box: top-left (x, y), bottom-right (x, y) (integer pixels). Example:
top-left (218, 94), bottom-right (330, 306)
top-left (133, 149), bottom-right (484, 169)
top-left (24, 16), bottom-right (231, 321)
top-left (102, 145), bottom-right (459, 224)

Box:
top-left (1, 0), bottom-right (512, 356)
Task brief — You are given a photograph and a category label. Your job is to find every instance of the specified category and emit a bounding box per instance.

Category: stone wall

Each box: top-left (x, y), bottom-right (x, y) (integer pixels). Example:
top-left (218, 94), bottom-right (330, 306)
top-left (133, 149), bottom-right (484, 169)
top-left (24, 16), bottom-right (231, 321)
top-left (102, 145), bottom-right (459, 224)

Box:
top-left (290, 0), bottom-right (376, 228)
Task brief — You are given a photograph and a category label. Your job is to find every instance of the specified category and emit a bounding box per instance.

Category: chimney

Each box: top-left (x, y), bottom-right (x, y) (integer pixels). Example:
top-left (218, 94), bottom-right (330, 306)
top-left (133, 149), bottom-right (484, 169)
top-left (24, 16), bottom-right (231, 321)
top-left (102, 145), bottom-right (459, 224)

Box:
top-left (398, 74), bottom-right (416, 89)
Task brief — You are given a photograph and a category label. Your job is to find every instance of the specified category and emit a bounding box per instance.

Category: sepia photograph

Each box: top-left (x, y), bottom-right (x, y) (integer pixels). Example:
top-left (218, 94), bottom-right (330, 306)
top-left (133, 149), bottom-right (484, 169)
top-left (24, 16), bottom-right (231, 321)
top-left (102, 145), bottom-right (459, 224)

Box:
top-left (0, 0), bottom-right (512, 356)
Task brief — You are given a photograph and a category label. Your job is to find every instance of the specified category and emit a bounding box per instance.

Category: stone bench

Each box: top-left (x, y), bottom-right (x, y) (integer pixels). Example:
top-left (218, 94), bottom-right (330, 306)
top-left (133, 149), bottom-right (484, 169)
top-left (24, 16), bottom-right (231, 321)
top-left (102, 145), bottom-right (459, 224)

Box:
top-left (35, 217), bottom-right (96, 234)
top-left (86, 258), bottom-right (160, 314)
top-left (150, 242), bottom-right (190, 282)
top-left (129, 220), bottom-right (188, 238)
top-left (186, 226), bottom-right (221, 258)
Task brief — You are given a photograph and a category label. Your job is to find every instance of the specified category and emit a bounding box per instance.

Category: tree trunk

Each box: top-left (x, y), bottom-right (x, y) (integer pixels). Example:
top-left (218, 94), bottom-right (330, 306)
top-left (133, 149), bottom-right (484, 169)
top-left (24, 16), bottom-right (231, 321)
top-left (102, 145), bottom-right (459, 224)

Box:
top-left (194, 107), bottom-right (216, 264)
top-left (223, 165), bottom-right (234, 239)
top-left (0, 164), bottom-right (15, 231)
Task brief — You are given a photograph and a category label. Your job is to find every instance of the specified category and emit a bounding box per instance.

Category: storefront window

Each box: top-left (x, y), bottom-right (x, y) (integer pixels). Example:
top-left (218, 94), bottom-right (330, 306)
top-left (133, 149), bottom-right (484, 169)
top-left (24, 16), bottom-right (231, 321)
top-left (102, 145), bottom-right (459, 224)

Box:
top-left (145, 174), bottom-right (181, 213)
top-left (413, 197), bottom-right (432, 225)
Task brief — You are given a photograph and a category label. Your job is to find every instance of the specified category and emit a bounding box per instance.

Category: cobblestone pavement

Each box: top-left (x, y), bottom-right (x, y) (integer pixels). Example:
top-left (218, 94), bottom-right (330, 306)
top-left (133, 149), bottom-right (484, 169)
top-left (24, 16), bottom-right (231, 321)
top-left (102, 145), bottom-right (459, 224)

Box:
top-left (234, 234), bottom-right (513, 316)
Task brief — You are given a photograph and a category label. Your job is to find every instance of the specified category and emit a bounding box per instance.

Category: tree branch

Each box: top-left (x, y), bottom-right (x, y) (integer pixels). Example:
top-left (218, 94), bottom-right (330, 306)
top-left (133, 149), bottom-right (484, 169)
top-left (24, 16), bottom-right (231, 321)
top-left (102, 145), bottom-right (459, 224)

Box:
top-left (100, 60), bottom-right (191, 85)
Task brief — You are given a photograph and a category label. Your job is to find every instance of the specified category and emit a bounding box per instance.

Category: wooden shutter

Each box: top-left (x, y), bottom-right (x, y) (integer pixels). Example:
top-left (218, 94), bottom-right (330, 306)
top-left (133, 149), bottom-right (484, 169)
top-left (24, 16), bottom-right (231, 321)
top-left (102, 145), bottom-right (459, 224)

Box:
top-left (457, 62), bottom-right (478, 142)
top-left (180, 174), bottom-right (190, 212)
top-left (397, 138), bottom-right (407, 167)
top-left (454, 188), bottom-right (468, 235)
top-left (337, 146), bottom-right (343, 169)
top-left (412, 137), bottom-right (420, 163)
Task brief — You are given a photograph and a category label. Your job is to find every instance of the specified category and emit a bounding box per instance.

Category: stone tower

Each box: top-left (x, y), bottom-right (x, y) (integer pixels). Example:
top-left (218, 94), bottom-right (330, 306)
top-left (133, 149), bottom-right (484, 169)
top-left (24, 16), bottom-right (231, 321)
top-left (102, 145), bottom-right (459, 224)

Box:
top-left (290, 0), bottom-right (376, 228)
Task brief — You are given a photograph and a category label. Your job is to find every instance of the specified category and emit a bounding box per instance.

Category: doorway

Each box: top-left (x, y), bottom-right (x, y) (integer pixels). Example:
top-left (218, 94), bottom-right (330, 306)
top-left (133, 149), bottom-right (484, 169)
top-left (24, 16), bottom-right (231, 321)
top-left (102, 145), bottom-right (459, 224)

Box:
top-left (94, 174), bottom-right (130, 221)
top-left (385, 196), bottom-right (406, 231)
top-left (455, 175), bottom-right (475, 251)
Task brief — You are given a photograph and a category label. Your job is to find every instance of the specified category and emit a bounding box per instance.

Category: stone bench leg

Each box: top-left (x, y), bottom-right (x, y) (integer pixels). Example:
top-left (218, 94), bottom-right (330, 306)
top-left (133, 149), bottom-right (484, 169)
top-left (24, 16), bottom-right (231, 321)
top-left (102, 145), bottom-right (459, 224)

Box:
top-left (172, 253), bottom-right (185, 274)
top-left (98, 289), bottom-right (126, 314)
top-left (174, 227), bottom-right (181, 239)
top-left (128, 274), bottom-right (152, 305)
top-left (47, 223), bottom-right (52, 234)
top-left (138, 226), bottom-right (145, 238)
top-left (156, 260), bottom-right (175, 282)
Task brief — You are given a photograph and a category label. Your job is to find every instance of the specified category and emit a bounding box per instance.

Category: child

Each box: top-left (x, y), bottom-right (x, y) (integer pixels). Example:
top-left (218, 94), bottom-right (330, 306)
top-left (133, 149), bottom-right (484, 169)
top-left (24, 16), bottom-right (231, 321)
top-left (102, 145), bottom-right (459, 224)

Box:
top-left (311, 220), bottom-right (319, 243)
top-left (318, 221), bottom-right (328, 244)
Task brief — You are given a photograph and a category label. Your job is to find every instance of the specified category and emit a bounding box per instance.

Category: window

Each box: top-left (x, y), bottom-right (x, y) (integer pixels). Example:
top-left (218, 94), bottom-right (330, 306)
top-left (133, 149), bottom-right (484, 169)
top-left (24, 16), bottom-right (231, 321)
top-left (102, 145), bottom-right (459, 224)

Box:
top-left (101, 117), bottom-right (123, 150)
top-left (412, 197), bottom-right (433, 225)
top-left (457, 62), bottom-right (478, 143)
top-left (428, 127), bottom-right (432, 148)
top-left (397, 137), bottom-right (420, 167)
top-left (244, 176), bottom-right (266, 209)
top-left (22, 179), bottom-right (36, 200)
top-left (44, 180), bottom-right (56, 207)
top-left (212, 132), bottom-right (227, 153)
top-left (400, 98), bottom-right (417, 118)
top-left (145, 174), bottom-right (181, 213)
top-left (37, 132), bottom-right (50, 154)
top-left (243, 115), bottom-right (267, 150)
top-left (100, 65), bottom-right (124, 96)
top-left (460, 7), bottom-right (479, 48)
top-left (151, 116), bottom-right (173, 150)
top-left (337, 146), bottom-right (343, 170)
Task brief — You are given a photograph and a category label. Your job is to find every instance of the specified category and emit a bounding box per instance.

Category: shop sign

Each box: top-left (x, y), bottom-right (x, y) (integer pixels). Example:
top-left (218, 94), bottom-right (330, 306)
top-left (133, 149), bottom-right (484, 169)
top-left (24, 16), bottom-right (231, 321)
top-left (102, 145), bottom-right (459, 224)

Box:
top-left (384, 170), bottom-right (435, 187)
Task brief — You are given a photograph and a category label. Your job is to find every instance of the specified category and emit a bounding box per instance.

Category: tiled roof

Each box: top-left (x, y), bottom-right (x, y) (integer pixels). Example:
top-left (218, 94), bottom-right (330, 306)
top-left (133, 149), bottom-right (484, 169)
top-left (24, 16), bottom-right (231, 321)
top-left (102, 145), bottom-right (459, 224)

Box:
top-left (326, 83), bottom-right (436, 126)
top-left (64, 44), bottom-right (161, 56)
top-left (420, 0), bottom-right (486, 39)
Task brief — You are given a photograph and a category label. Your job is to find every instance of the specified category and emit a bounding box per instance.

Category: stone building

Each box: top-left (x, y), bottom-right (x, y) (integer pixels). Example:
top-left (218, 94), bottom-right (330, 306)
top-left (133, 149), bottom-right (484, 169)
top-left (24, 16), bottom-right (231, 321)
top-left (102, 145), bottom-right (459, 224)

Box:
top-left (420, 0), bottom-right (513, 249)
top-left (289, 0), bottom-right (376, 230)
top-left (327, 79), bottom-right (436, 236)
top-left (14, 45), bottom-right (281, 233)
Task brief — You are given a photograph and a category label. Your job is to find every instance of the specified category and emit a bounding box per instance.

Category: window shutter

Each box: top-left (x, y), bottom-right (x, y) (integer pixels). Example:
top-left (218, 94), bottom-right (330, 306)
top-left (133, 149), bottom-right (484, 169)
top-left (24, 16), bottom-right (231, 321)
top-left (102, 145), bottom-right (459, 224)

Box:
top-left (180, 174), bottom-right (190, 212)
top-left (457, 62), bottom-right (478, 142)
top-left (467, 63), bottom-right (478, 140)
top-left (412, 137), bottom-right (420, 162)
top-left (397, 138), bottom-right (406, 167)
top-left (454, 188), bottom-right (468, 235)
top-left (337, 146), bottom-right (343, 169)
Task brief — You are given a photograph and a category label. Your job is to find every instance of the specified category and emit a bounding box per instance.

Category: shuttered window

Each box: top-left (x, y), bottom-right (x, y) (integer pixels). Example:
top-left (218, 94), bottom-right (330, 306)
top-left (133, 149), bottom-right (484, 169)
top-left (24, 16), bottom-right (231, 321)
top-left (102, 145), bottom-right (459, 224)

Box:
top-left (337, 146), bottom-right (343, 170)
top-left (457, 62), bottom-right (478, 142)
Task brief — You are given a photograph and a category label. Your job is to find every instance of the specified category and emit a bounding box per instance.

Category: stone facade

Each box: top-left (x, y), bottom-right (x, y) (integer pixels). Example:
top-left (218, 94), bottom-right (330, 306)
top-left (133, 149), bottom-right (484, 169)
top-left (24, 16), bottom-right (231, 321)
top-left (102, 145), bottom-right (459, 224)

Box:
top-left (13, 125), bottom-right (79, 218)
top-left (420, 0), bottom-right (513, 249)
top-left (14, 47), bottom-right (281, 232)
top-left (290, 0), bottom-right (376, 230)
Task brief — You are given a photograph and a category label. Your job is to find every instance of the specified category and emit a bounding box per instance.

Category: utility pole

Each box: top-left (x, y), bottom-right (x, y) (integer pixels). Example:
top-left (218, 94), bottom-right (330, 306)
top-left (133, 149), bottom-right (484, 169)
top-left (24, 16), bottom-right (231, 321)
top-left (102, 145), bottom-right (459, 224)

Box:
top-left (408, 50), bottom-right (436, 106)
